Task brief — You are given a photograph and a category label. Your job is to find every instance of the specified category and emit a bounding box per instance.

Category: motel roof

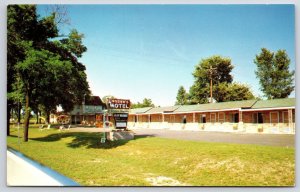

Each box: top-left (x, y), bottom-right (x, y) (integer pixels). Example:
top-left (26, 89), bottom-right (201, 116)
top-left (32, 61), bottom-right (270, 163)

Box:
top-left (251, 98), bottom-right (295, 109)
top-left (174, 100), bottom-right (257, 113)
top-left (128, 98), bottom-right (295, 115)
top-left (129, 107), bottom-right (153, 114)
top-left (144, 106), bottom-right (180, 114)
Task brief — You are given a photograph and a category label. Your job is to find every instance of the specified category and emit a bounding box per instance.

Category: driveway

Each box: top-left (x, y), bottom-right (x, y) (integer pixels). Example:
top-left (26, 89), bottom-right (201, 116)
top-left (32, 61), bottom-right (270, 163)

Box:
top-left (132, 128), bottom-right (294, 147)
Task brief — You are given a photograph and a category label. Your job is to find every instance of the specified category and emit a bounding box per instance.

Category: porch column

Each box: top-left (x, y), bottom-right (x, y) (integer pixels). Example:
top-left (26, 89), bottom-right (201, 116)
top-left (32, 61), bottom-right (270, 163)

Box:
top-left (288, 109), bottom-right (293, 132)
top-left (193, 113), bottom-right (195, 123)
top-left (239, 111), bottom-right (243, 122)
top-left (238, 110), bottom-right (244, 132)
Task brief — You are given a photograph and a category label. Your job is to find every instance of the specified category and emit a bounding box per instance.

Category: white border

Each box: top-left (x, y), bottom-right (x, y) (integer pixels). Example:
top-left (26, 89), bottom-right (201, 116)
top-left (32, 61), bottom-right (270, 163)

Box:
top-left (1, 1), bottom-right (298, 192)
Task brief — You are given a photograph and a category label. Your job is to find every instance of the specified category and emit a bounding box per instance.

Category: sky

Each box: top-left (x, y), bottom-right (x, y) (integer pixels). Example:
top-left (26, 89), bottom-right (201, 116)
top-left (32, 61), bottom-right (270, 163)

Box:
top-left (38, 4), bottom-right (295, 107)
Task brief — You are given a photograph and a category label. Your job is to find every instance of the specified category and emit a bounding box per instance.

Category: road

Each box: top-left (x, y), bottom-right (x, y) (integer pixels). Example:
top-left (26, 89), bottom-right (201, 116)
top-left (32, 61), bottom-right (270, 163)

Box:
top-left (132, 128), bottom-right (295, 147)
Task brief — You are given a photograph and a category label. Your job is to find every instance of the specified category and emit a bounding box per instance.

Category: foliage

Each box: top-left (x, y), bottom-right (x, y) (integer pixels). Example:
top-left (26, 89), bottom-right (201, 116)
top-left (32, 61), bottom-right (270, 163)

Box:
top-left (131, 98), bottom-right (155, 108)
top-left (254, 48), bottom-right (294, 99)
top-left (7, 5), bottom-right (37, 135)
top-left (102, 95), bottom-right (116, 105)
top-left (7, 5), bottom-right (90, 141)
top-left (7, 127), bottom-right (295, 186)
top-left (213, 82), bottom-right (255, 102)
top-left (187, 55), bottom-right (255, 104)
top-left (175, 86), bottom-right (188, 105)
top-left (189, 56), bottom-right (231, 104)
top-left (193, 55), bottom-right (233, 85)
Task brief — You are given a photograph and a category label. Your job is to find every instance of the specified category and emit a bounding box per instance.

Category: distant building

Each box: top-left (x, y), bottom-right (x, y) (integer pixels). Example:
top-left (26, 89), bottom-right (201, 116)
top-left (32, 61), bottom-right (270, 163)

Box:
top-left (70, 96), bottom-right (106, 124)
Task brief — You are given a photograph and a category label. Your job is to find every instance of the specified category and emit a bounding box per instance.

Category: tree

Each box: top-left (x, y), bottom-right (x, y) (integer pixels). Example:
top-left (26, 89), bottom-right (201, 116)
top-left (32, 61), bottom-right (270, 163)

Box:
top-left (254, 48), bottom-right (295, 99)
top-left (175, 86), bottom-right (188, 105)
top-left (7, 5), bottom-right (58, 136)
top-left (142, 98), bottom-right (155, 108)
top-left (102, 95), bottom-right (116, 105)
top-left (7, 5), bottom-right (30, 135)
top-left (189, 55), bottom-right (234, 104)
top-left (16, 48), bottom-right (73, 141)
top-left (188, 55), bottom-right (255, 104)
top-left (131, 98), bottom-right (155, 108)
top-left (213, 82), bottom-right (255, 102)
top-left (8, 5), bottom-right (90, 141)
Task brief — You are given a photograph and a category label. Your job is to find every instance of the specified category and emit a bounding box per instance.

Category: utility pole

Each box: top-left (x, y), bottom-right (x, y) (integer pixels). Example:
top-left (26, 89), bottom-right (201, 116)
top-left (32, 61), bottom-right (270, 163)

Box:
top-left (208, 66), bottom-right (217, 103)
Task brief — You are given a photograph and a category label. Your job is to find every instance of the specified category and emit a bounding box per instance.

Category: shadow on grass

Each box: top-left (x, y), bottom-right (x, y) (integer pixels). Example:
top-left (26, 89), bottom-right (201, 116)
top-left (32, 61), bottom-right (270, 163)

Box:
top-left (29, 132), bottom-right (155, 149)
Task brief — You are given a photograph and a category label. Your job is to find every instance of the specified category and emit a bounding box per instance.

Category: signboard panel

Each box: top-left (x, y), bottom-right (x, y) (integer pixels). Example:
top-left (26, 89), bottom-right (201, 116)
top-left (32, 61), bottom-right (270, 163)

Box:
top-left (113, 113), bottom-right (128, 129)
top-left (108, 99), bottom-right (130, 109)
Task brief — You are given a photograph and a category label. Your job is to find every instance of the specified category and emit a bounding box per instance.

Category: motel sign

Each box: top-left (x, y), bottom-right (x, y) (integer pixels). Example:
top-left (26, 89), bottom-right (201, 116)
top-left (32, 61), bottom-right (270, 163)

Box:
top-left (108, 99), bottom-right (130, 109)
top-left (107, 98), bottom-right (130, 129)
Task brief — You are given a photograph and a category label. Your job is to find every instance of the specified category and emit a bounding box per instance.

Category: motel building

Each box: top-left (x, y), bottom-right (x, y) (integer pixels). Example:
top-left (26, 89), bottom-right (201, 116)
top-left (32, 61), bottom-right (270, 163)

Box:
top-left (50, 96), bottom-right (106, 125)
top-left (127, 98), bottom-right (295, 134)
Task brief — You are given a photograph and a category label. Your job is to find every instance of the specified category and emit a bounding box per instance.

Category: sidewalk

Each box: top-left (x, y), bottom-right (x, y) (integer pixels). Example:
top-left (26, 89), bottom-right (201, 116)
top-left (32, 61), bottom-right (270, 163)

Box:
top-left (7, 148), bottom-right (79, 186)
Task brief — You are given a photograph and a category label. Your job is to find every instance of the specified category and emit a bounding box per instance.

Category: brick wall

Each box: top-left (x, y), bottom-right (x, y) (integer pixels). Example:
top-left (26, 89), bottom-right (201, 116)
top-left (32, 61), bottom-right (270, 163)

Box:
top-left (151, 114), bottom-right (162, 122)
top-left (128, 114), bottom-right (135, 122)
top-left (128, 109), bottom-right (295, 133)
top-left (242, 109), bottom-right (295, 124)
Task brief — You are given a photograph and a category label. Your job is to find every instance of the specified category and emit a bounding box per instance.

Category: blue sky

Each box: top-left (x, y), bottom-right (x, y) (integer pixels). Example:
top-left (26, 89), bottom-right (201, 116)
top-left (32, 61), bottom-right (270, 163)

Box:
top-left (38, 4), bottom-right (295, 106)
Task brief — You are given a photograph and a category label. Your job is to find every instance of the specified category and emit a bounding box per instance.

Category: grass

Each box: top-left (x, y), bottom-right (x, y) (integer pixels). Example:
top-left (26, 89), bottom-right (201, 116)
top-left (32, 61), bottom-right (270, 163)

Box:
top-left (7, 126), bottom-right (295, 186)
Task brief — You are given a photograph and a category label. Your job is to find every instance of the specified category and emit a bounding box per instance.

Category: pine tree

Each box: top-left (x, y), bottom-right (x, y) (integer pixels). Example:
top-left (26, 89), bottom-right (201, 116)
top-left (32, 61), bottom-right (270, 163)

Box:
top-left (175, 86), bottom-right (188, 105)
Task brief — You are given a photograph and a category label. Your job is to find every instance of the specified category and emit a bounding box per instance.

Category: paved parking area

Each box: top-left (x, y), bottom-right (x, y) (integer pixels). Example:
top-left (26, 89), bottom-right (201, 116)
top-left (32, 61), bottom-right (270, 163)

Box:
top-left (132, 128), bottom-right (295, 147)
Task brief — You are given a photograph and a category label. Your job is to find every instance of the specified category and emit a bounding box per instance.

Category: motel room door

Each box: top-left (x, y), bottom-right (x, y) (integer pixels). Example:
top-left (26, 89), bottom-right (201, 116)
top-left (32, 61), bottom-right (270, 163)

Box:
top-left (170, 115), bottom-right (175, 124)
top-left (270, 112), bottom-right (279, 132)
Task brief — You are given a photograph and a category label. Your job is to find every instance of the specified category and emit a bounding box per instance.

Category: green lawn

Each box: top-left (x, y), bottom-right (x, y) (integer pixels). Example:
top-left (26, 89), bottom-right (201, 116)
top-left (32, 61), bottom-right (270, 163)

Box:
top-left (7, 127), bottom-right (295, 186)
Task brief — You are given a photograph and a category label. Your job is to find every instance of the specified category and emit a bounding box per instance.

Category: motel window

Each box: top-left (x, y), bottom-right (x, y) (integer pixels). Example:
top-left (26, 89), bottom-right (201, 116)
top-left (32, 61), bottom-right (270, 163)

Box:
top-left (258, 113), bottom-right (263, 123)
top-left (230, 113), bottom-right (239, 123)
top-left (199, 114), bottom-right (206, 123)
top-left (210, 113), bottom-right (216, 123)
top-left (253, 113), bottom-right (263, 124)
top-left (134, 115), bottom-right (137, 123)
top-left (182, 116), bottom-right (187, 124)
top-left (218, 112), bottom-right (225, 123)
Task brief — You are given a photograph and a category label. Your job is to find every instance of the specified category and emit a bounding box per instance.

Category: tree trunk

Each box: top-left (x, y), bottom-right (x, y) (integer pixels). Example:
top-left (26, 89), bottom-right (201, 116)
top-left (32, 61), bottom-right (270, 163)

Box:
top-left (46, 111), bottom-right (50, 124)
top-left (17, 103), bottom-right (21, 123)
top-left (7, 102), bottom-right (11, 136)
top-left (38, 111), bottom-right (41, 124)
top-left (23, 92), bottom-right (30, 142)
top-left (36, 110), bottom-right (39, 124)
